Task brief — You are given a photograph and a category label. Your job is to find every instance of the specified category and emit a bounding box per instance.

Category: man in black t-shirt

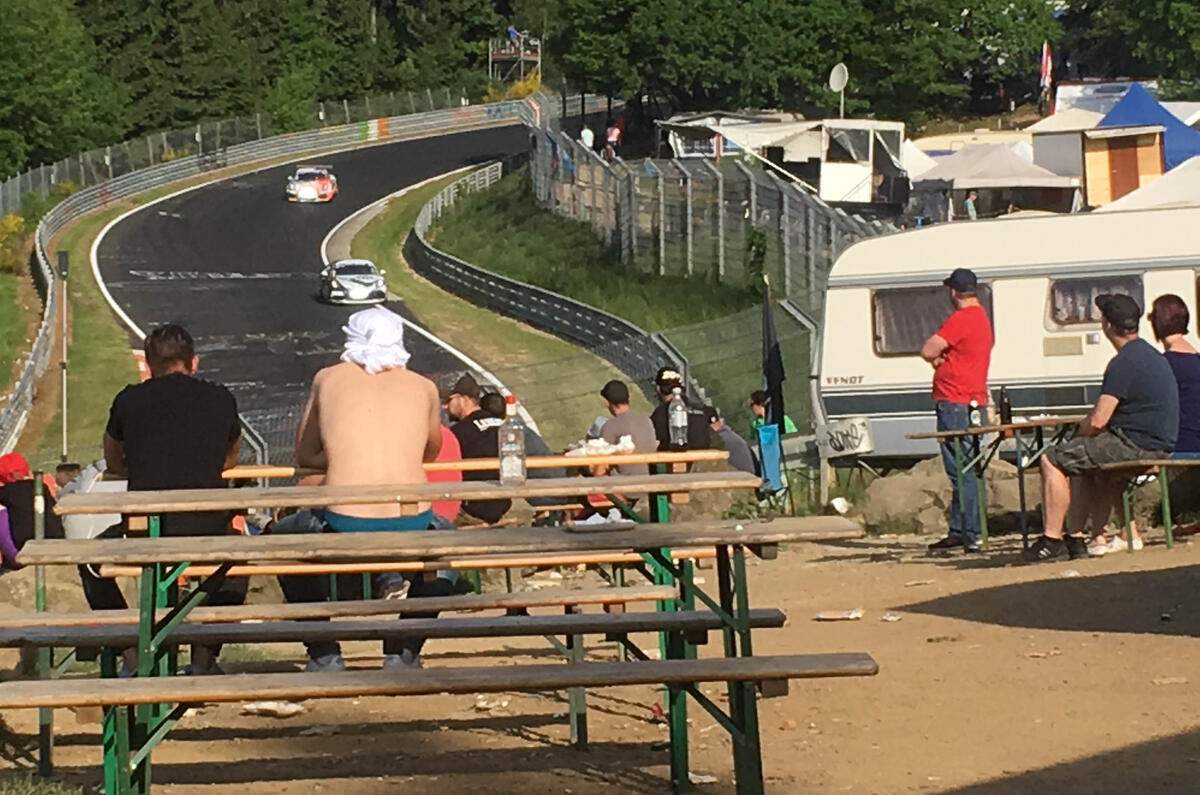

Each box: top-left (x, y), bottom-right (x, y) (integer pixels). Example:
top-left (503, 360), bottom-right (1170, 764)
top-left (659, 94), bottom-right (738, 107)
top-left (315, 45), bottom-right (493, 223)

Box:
top-left (444, 374), bottom-right (510, 522)
top-left (81, 324), bottom-right (246, 675)
top-left (649, 366), bottom-right (712, 452)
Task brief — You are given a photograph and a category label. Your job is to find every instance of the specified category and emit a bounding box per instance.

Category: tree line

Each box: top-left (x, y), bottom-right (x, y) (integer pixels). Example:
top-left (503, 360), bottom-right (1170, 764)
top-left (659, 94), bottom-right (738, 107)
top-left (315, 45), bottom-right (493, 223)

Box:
top-left (1, 0), bottom-right (1197, 179)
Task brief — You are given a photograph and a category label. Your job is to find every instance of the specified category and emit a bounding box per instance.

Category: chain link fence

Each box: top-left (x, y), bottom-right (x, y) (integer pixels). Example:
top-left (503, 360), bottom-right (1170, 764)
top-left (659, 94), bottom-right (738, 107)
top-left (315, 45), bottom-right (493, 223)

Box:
top-left (406, 161), bottom-right (816, 447)
top-left (527, 128), bottom-right (897, 321)
top-left (2, 91), bottom-right (541, 457)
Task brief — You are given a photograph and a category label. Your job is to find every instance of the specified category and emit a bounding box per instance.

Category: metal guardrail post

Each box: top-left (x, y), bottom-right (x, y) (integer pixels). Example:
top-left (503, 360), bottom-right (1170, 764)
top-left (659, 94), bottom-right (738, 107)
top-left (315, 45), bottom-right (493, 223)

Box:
top-left (644, 160), bottom-right (666, 276)
top-left (767, 172), bottom-right (791, 297)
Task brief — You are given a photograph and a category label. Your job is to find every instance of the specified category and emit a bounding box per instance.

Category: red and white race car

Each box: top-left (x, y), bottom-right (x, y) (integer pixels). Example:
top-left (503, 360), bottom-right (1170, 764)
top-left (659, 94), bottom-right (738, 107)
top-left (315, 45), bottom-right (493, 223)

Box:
top-left (285, 164), bottom-right (338, 202)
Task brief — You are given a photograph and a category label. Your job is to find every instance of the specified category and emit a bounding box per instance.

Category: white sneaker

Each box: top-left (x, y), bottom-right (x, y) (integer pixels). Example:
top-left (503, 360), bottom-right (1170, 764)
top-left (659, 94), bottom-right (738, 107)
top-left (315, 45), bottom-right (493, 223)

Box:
top-left (1088, 535), bottom-right (1143, 556)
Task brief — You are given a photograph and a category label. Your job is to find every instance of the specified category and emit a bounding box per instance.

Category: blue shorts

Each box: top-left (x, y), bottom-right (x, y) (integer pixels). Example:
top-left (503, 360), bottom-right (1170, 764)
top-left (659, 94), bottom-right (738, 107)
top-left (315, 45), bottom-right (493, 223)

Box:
top-left (324, 510), bottom-right (436, 532)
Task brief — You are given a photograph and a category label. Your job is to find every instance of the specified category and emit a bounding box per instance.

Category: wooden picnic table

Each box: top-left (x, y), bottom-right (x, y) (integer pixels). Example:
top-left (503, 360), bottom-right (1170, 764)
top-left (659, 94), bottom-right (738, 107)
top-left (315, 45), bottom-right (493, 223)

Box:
top-left (20, 472), bottom-right (863, 795)
top-left (906, 414), bottom-right (1086, 548)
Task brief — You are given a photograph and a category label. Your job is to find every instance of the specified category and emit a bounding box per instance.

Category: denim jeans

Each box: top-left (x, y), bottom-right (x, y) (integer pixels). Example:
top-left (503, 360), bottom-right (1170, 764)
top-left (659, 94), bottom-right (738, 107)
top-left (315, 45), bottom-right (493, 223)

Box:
top-left (272, 509), bottom-right (457, 660)
top-left (936, 401), bottom-right (982, 544)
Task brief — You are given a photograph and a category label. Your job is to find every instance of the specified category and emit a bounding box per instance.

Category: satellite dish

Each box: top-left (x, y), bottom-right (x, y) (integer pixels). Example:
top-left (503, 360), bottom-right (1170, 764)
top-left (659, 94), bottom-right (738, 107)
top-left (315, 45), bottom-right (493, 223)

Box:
top-left (828, 63), bottom-right (849, 119)
top-left (828, 63), bottom-right (849, 93)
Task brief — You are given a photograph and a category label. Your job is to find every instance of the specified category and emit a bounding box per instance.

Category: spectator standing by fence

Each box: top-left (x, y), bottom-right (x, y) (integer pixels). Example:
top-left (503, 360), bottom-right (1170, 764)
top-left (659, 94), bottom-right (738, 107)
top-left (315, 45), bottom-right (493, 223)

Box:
top-left (921, 269), bottom-right (993, 555)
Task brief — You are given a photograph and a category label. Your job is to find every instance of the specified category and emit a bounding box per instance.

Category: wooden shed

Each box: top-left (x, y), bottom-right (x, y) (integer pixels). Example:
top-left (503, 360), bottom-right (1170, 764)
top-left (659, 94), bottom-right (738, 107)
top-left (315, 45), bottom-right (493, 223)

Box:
top-left (1032, 124), bottom-right (1165, 207)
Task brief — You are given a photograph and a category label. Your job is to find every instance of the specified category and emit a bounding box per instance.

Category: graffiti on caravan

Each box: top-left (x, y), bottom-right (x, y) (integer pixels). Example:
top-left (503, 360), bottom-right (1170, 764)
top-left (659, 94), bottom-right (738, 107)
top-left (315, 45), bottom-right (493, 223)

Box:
top-left (815, 417), bottom-right (873, 459)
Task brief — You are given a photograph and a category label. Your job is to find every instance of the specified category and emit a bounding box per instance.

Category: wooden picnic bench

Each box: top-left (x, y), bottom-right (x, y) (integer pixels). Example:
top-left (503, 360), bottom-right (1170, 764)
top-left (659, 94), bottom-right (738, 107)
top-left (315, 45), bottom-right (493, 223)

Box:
top-left (1096, 457), bottom-right (1200, 551)
top-left (10, 470), bottom-right (873, 795)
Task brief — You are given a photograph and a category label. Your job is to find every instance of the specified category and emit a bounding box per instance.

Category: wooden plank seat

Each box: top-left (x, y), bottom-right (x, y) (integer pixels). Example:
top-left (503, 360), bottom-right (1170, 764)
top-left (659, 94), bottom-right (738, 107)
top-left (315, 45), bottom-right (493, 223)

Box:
top-left (1096, 458), bottom-right (1200, 550)
top-left (49, 472), bottom-right (761, 518)
top-left (0, 653), bottom-right (879, 709)
top-left (93, 546), bottom-right (719, 579)
top-left (0, 585), bottom-right (679, 629)
top-left (221, 450), bottom-right (730, 480)
top-left (22, 518), bottom-right (863, 566)
top-left (0, 608), bottom-right (788, 649)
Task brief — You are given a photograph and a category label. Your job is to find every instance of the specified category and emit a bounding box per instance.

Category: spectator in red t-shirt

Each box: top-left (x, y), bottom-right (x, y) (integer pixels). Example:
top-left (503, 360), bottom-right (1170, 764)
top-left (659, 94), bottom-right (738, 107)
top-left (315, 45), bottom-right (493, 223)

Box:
top-left (920, 268), bottom-right (993, 554)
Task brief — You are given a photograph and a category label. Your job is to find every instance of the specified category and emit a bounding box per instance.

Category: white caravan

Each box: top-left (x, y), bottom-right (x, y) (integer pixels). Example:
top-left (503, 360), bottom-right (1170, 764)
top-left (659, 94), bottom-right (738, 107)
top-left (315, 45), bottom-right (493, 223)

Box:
top-left (818, 206), bottom-right (1200, 459)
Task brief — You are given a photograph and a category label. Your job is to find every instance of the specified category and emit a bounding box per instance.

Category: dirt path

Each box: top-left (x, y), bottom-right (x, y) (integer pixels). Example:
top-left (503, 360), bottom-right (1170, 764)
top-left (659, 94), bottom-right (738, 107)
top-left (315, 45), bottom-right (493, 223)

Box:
top-left (5, 534), bottom-right (1198, 793)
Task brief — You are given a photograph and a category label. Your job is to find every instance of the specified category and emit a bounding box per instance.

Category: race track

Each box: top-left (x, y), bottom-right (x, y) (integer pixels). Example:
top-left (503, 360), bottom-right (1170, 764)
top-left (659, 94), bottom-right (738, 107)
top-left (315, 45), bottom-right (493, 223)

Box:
top-left (95, 125), bottom-right (529, 449)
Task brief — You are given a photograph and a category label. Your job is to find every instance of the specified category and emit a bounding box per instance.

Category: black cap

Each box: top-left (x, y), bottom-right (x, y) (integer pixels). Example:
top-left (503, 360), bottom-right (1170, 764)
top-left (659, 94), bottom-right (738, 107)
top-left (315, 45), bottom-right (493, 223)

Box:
top-left (1095, 293), bottom-right (1141, 332)
top-left (654, 366), bottom-right (683, 389)
top-left (943, 268), bottom-right (978, 292)
top-left (439, 373), bottom-right (480, 401)
top-left (600, 379), bottom-right (630, 404)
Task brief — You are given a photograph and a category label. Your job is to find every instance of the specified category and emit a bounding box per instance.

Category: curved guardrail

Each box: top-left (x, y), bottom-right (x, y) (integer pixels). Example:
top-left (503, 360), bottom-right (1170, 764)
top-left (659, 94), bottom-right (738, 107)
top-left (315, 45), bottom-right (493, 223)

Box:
top-left (0, 98), bottom-right (552, 454)
top-left (405, 162), bottom-right (698, 400)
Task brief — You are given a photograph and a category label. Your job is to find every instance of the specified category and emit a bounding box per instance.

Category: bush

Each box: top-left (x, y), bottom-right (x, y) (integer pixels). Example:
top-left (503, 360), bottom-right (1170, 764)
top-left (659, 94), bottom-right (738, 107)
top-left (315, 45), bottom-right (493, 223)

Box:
top-left (0, 213), bottom-right (25, 274)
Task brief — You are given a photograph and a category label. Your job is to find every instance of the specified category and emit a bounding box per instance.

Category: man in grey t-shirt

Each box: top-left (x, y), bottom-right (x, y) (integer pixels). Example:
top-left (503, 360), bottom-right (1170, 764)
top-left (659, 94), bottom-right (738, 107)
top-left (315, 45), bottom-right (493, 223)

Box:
top-left (599, 380), bottom-right (657, 476)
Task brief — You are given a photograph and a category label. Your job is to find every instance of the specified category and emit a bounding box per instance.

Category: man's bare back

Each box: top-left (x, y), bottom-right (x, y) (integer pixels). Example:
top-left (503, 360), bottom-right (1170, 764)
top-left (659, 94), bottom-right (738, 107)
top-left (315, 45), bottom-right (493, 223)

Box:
top-left (295, 360), bottom-right (441, 518)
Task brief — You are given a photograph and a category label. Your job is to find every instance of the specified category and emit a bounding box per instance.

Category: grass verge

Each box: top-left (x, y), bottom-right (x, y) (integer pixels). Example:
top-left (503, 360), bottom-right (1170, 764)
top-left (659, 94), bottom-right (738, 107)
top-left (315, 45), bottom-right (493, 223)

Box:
top-left (352, 174), bottom-right (655, 449)
top-left (18, 203), bottom-right (139, 469)
top-left (428, 167), bottom-right (759, 331)
top-left (0, 273), bottom-right (23, 394)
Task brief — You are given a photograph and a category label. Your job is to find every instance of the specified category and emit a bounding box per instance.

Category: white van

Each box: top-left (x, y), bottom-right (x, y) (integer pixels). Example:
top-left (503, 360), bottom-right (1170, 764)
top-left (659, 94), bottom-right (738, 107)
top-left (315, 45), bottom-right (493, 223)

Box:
top-left (818, 206), bottom-right (1200, 459)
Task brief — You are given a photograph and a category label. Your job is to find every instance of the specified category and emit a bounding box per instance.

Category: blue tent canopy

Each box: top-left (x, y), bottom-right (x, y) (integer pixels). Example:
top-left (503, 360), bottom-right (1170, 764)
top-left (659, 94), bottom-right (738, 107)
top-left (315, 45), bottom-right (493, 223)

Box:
top-left (1099, 83), bottom-right (1200, 170)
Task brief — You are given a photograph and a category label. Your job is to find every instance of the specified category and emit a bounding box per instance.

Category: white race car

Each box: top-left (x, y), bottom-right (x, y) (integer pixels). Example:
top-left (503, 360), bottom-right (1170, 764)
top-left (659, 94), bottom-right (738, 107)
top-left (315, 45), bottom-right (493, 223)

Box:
top-left (319, 259), bottom-right (387, 305)
top-left (286, 164), bottom-right (338, 202)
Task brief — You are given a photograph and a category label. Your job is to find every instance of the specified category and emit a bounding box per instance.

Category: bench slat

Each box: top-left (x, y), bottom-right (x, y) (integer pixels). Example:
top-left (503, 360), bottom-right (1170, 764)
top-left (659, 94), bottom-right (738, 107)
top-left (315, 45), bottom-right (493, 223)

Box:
top-left (53, 472), bottom-right (761, 516)
top-left (19, 517), bottom-right (864, 566)
top-left (1099, 459), bottom-right (1200, 469)
top-left (0, 653), bottom-right (879, 708)
top-left (0, 609), bottom-right (787, 648)
top-left (95, 546), bottom-right (718, 579)
top-left (0, 586), bottom-right (679, 629)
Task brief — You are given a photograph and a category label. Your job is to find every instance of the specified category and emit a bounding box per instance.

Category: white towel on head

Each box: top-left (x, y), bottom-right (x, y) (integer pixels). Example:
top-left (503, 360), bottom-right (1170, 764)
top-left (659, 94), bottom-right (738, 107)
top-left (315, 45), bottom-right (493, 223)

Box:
top-left (341, 306), bottom-right (411, 373)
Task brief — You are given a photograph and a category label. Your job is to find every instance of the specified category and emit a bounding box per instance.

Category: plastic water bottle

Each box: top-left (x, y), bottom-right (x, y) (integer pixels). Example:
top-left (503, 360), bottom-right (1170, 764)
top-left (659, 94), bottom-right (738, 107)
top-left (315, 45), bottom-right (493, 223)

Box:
top-left (498, 395), bottom-right (526, 485)
top-left (669, 387), bottom-right (689, 449)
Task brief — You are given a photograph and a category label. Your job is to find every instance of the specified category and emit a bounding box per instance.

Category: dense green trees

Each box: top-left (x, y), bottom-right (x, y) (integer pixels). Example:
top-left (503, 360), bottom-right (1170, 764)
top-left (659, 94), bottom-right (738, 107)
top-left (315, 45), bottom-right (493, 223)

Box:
top-left (0, 0), bottom-right (1194, 176)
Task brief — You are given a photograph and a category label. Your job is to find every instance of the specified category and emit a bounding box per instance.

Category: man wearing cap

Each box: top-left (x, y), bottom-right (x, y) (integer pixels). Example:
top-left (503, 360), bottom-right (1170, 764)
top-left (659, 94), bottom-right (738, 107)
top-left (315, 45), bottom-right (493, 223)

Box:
top-left (1026, 294), bottom-right (1178, 562)
top-left (921, 268), bottom-right (993, 554)
top-left (444, 374), bottom-right (511, 522)
top-left (599, 380), bottom-right (657, 476)
top-left (650, 367), bottom-right (712, 451)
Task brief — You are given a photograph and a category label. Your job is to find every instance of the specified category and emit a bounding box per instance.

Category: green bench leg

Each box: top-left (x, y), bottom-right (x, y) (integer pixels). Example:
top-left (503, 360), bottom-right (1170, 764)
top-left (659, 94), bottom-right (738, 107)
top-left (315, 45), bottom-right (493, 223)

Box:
top-left (33, 474), bottom-right (54, 776)
top-left (1122, 484), bottom-right (1135, 554)
top-left (731, 548), bottom-right (764, 794)
top-left (565, 605), bottom-right (588, 750)
top-left (1160, 470), bottom-right (1174, 549)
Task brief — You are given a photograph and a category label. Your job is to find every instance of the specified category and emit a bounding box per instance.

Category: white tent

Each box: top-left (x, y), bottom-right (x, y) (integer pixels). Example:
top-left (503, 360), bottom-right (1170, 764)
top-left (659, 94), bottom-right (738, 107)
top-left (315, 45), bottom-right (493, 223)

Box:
top-left (1096, 155), bottom-right (1200, 212)
top-left (914, 143), bottom-right (1078, 189)
top-left (1163, 101), bottom-right (1200, 128)
top-left (902, 139), bottom-right (937, 178)
top-left (1025, 108), bottom-right (1103, 133)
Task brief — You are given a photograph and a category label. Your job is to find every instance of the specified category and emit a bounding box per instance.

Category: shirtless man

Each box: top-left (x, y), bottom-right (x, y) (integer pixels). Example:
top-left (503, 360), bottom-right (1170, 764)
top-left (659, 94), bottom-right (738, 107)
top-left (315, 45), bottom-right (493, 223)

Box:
top-left (277, 307), bottom-right (446, 672)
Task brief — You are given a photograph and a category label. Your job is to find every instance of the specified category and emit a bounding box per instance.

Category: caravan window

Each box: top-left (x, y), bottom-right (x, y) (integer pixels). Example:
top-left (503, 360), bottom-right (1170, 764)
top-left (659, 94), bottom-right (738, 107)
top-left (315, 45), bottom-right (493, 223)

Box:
top-left (1050, 276), bottom-right (1143, 325)
top-left (872, 285), bottom-right (993, 355)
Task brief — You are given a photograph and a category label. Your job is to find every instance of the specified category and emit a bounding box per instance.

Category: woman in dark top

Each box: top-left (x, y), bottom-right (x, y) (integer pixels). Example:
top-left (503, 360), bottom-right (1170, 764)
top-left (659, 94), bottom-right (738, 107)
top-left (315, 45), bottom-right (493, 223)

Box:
top-left (1149, 294), bottom-right (1200, 455)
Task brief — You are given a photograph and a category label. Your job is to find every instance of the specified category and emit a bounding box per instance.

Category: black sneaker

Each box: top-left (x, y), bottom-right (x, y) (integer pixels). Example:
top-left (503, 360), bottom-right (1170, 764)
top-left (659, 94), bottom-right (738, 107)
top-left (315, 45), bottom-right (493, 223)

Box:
top-left (1022, 535), bottom-right (1068, 563)
top-left (928, 535), bottom-right (964, 554)
top-left (1063, 535), bottom-right (1088, 560)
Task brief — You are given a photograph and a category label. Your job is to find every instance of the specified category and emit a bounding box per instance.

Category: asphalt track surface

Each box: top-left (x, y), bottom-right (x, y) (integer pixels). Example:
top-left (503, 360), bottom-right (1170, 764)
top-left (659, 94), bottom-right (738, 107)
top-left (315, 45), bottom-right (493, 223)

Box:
top-left (96, 125), bottom-right (530, 431)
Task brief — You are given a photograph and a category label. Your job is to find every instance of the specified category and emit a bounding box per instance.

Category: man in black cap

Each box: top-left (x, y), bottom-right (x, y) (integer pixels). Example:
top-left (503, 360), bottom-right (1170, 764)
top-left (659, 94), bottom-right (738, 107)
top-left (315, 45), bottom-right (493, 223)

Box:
top-left (443, 374), bottom-right (510, 522)
top-left (650, 366), bottom-right (711, 451)
top-left (921, 268), bottom-right (993, 554)
top-left (1026, 293), bottom-right (1178, 562)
